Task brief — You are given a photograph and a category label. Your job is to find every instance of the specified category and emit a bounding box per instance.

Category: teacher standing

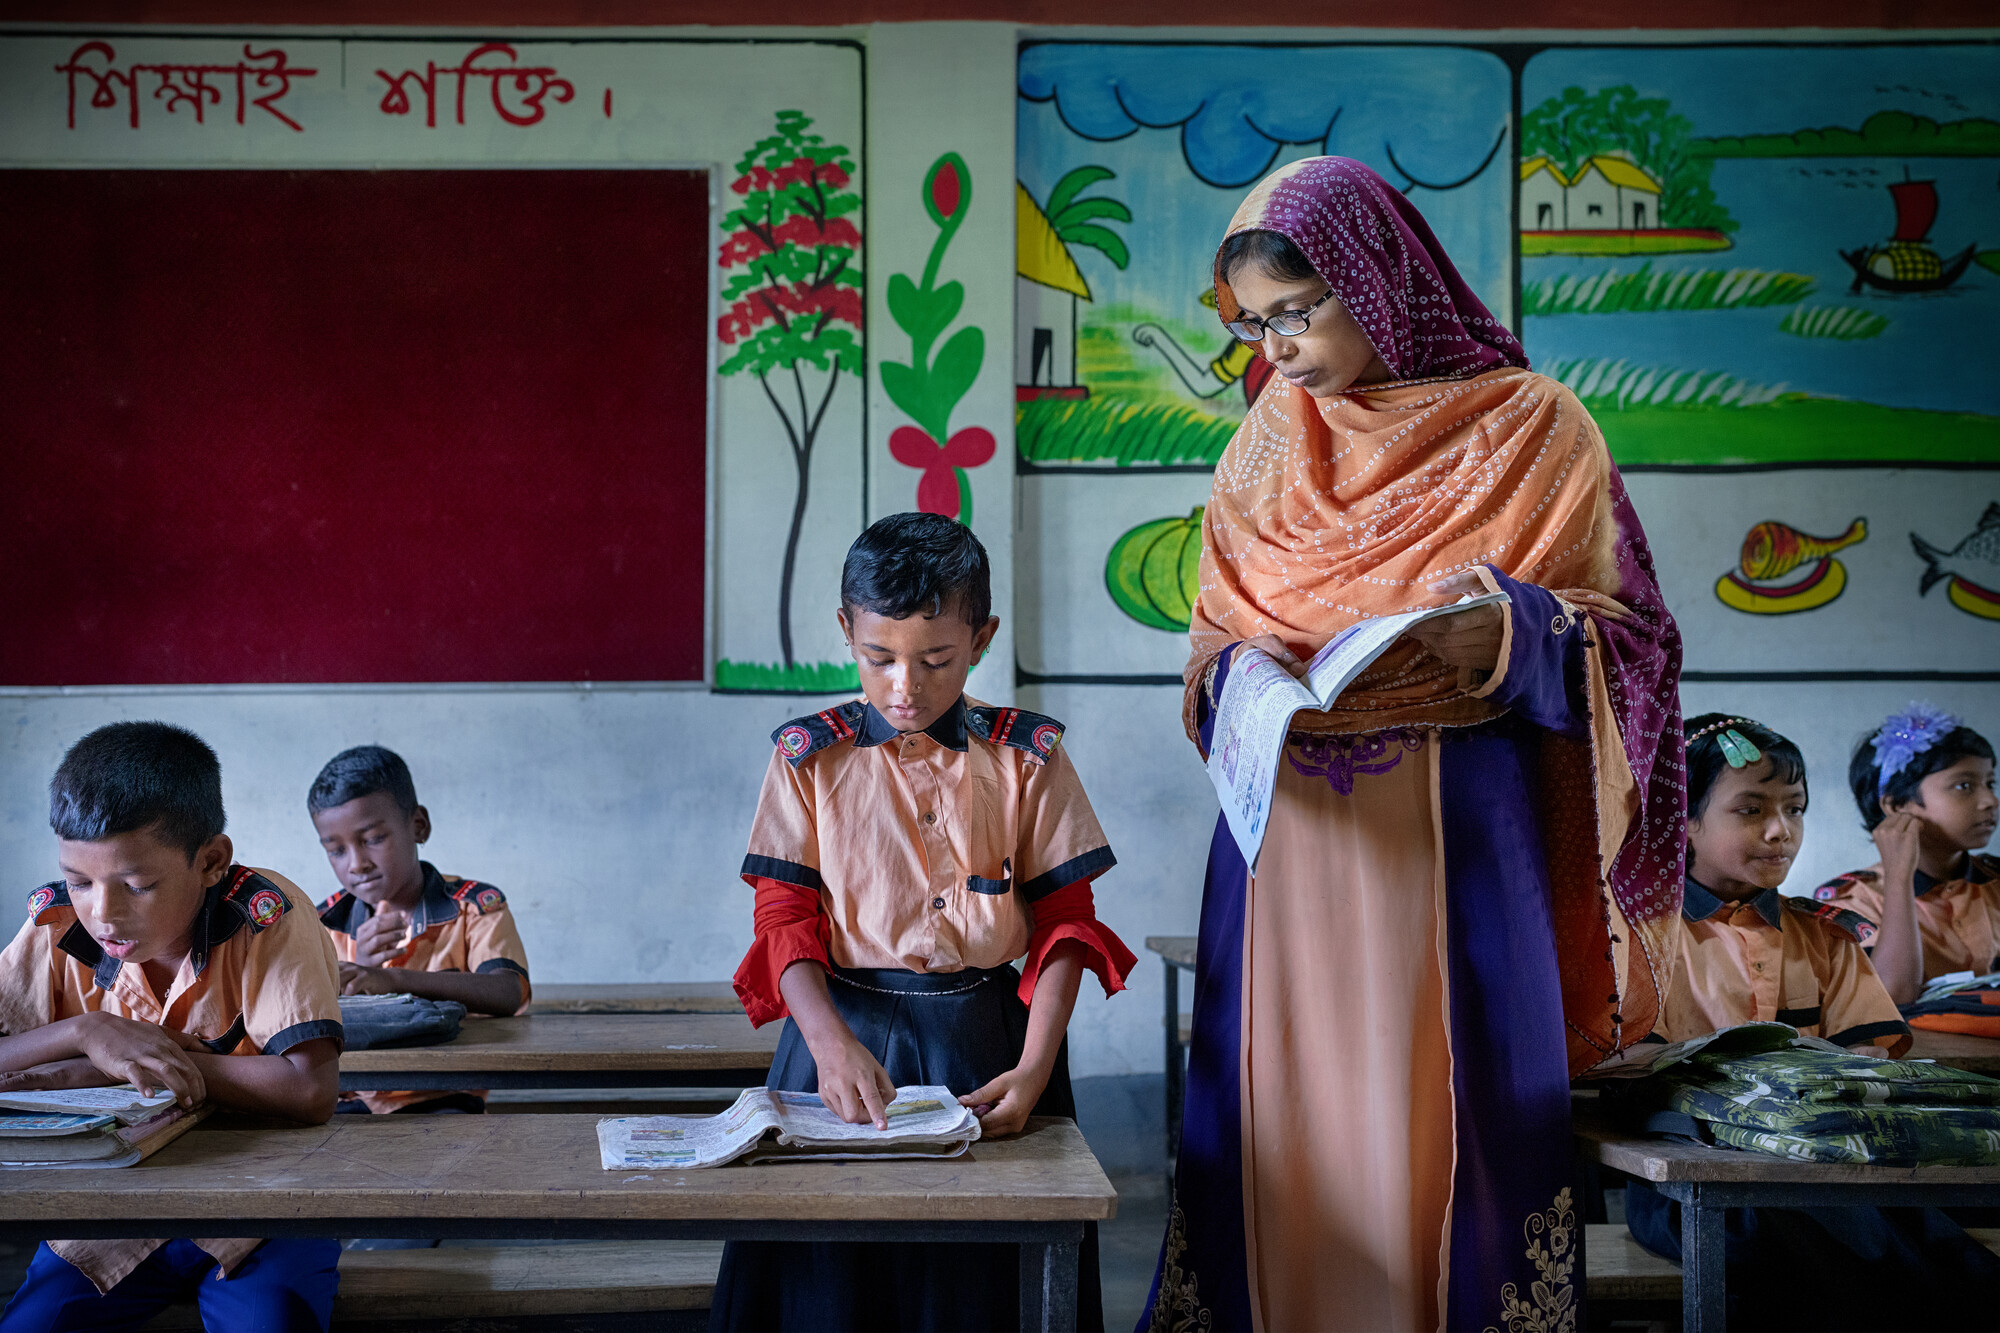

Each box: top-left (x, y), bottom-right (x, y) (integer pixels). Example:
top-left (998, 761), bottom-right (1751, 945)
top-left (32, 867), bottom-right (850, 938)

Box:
top-left (1142, 158), bottom-right (1685, 1332)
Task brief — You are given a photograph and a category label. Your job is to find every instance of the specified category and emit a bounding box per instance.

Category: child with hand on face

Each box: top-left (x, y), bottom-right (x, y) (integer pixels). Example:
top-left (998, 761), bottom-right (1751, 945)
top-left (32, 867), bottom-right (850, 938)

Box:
top-left (309, 745), bottom-right (530, 1115)
top-left (0, 722), bottom-right (344, 1329)
top-left (1625, 713), bottom-right (2000, 1333)
top-left (711, 513), bottom-right (1135, 1333)
top-left (1816, 705), bottom-right (1999, 1004)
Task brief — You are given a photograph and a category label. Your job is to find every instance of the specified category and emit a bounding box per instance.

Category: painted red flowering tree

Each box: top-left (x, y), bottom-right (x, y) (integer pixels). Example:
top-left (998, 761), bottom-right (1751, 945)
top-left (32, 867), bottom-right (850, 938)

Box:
top-left (718, 109), bottom-right (863, 670)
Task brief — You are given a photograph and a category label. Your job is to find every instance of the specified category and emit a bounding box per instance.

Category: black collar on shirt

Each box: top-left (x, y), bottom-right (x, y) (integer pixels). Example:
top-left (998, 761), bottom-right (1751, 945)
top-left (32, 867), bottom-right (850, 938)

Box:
top-left (1682, 876), bottom-right (1785, 929)
top-left (1916, 853), bottom-right (1991, 897)
top-left (319, 862), bottom-right (459, 935)
top-left (852, 697), bottom-right (968, 752)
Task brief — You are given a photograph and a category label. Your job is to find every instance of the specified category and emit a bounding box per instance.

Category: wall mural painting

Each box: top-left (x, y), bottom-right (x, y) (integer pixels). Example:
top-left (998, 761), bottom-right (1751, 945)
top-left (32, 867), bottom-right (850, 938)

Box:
top-left (714, 109), bottom-right (864, 693)
top-left (1521, 47), bottom-right (2000, 469)
top-left (1714, 518), bottom-right (1867, 615)
top-left (1017, 42), bottom-right (1999, 684)
top-left (1914, 503), bottom-right (2000, 622)
top-left (886, 153), bottom-right (995, 524)
top-left (1014, 43), bottom-right (1512, 678)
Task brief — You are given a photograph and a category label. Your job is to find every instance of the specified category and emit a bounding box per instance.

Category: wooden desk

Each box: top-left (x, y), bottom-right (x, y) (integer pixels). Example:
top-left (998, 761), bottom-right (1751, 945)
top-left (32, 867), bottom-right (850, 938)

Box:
top-left (1909, 1028), bottom-right (2000, 1075)
top-left (1574, 1108), bottom-right (2000, 1333)
top-left (0, 1115), bottom-right (1113, 1333)
top-left (526, 982), bottom-right (742, 1015)
top-left (340, 1013), bottom-right (778, 1091)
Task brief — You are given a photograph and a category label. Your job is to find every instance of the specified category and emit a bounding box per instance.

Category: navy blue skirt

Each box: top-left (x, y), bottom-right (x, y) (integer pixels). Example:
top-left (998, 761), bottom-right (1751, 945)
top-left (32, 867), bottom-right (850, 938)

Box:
top-left (709, 964), bottom-right (1104, 1332)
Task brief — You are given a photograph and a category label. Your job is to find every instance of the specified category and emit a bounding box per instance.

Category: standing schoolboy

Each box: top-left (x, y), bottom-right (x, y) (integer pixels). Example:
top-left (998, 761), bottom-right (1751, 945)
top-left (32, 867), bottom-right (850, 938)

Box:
top-left (1816, 704), bottom-right (1998, 1003)
top-left (711, 512), bottom-right (1135, 1333)
top-left (1625, 714), bottom-right (1999, 1332)
top-left (0, 722), bottom-right (344, 1332)
top-left (309, 744), bottom-right (530, 1115)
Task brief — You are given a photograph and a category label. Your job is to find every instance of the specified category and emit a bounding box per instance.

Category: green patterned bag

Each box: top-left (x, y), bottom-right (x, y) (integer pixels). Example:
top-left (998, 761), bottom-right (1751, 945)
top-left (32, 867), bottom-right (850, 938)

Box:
top-left (1608, 1022), bottom-right (2000, 1166)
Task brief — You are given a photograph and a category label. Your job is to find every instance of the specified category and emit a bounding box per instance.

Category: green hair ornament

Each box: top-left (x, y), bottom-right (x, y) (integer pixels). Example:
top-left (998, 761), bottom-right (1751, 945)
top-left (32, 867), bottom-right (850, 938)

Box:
top-left (1691, 716), bottom-right (1766, 770)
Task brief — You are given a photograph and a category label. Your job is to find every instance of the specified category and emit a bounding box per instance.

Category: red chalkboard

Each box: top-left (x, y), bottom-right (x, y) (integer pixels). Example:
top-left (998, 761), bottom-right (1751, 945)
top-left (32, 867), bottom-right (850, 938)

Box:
top-left (0, 168), bottom-right (710, 684)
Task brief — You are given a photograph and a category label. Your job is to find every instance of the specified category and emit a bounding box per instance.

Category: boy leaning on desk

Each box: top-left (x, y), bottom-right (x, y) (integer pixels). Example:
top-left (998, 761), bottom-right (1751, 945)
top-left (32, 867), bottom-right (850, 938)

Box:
top-left (308, 743), bottom-right (531, 1116)
top-left (0, 721), bottom-right (345, 1330)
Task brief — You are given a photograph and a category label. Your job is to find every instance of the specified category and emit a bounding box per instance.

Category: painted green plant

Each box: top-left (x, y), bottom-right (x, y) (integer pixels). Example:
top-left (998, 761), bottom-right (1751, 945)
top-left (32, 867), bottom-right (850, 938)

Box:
top-left (715, 659), bottom-right (860, 694)
top-left (1017, 395), bottom-right (1238, 467)
top-left (1038, 165), bottom-right (1132, 271)
top-left (883, 153), bottom-right (993, 523)
top-left (1778, 304), bottom-right (1890, 341)
top-left (1524, 264), bottom-right (1814, 316)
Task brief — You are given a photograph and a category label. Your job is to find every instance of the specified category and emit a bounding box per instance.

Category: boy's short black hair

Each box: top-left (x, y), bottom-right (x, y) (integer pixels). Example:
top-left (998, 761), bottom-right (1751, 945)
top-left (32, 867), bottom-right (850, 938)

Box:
top-left (49, 721), bottom-right (225, 862)
top-left (1218, 229), bottom-right (1319, 287)
top-left (1685, 714), bottom-right (1807, 821)
top-left (840, 513), bottom-right (992, 629)
top-left (308, 745), bottom-right (419, 818)
top-left (1849, 723), bottom-right (1994, 830)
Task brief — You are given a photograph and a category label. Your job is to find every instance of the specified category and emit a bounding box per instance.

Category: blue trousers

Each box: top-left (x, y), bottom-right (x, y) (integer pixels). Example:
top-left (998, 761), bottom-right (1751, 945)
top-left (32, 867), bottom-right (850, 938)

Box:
top-left (0, 1238), bottom-right (338, 1332)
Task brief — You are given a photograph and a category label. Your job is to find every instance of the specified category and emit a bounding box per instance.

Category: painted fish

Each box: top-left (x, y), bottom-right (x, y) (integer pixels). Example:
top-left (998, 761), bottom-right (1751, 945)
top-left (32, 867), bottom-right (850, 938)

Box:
top-left (1912, 503), bottom-right (2000, 596)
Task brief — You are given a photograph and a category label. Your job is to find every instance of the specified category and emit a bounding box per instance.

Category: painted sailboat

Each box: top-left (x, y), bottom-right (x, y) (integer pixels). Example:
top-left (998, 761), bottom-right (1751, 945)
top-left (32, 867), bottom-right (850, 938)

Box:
top-left (1840, 174), bottom-right (1977, 294)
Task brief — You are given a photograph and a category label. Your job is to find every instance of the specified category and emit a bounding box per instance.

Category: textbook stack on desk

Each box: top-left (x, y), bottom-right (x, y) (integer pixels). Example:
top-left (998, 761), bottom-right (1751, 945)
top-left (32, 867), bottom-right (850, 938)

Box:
top-left (0, 1086), bottom-right (208, 1169)
top-left (599, 1085), bottom-right (980, 1168)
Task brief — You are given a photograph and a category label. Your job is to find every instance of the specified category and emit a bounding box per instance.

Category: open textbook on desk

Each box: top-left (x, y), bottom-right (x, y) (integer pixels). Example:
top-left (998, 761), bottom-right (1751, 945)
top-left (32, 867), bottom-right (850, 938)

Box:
top-left (1208, 590), bottom-right (1510, 867)
top-left (0, 1086), bottom-right (209, 1168)
top-left (599, 1085), bottom-right (981, 1169)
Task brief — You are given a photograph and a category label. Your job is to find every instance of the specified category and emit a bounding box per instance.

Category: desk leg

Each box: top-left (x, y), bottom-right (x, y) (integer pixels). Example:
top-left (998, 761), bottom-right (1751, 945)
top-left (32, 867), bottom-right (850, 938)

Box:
top-left (1164, 958), bottom-right (1183, 1167)
top-left (1679, 1187), bottom-right (1726, 1333)
top-left (1020, 1236), bottom-right (1080, 1333)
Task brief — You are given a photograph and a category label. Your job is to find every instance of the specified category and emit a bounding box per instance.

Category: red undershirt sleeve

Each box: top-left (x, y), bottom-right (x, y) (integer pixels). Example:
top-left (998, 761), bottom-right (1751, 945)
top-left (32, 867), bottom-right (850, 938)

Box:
top-left (733, 876), bottom-right (831, 1028)
top-left (1017, 880), bottom-right (1138, 1007)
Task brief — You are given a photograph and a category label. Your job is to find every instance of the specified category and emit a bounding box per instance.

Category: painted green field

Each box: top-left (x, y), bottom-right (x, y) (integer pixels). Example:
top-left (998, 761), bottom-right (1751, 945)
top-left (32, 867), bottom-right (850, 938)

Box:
top-left (1596, 396), bottom-right (2000, 466)
top-left (1018, 394), bottom-right (1238, 466)
top-left (714, 660), bottom-right (859, 693)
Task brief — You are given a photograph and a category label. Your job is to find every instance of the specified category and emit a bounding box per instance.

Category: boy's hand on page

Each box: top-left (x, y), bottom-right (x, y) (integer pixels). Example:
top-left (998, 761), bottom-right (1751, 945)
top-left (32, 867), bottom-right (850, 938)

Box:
top-left (353, 909), bottom-right (411, 967)
top-left (1241, 634), bottom-right (1310, 681)
top-left (1872, 811), bottom-right (1925, 874)
top-left (959, 1064), bottom-right (1051, 1138)
top-left (0, 1056), bottom-right (121, 1094)
top-left (74, 1011), bottom-right (206, 1107)
top-left (817, 1037), bottom-right (895, 1130)
top-left (1410, 571), bottom-right (1503, 673)
top-left (338, 962), bottom-right (402, 997)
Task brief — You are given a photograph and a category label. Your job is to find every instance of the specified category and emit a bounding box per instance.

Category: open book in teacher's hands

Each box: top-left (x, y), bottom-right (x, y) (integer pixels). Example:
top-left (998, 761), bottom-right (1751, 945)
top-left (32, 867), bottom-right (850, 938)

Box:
top-left (598, 1085), bottom-right (981, 1169)
top-left (1206, 590), bottom-right (1511, 868)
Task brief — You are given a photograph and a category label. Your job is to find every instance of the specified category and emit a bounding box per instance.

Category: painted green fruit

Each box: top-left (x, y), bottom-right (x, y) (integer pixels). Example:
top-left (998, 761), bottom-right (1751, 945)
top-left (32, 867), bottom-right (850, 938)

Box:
top-left (1106, 507), bottom-right (1205, 631)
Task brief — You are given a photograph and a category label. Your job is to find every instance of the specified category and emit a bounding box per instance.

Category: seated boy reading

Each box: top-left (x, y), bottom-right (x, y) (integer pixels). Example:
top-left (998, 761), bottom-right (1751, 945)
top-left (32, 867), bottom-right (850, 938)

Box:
top-left (309, 745), bottom-right (530, 1115)
top-left (0, 722), bottom-right (344, 1331)
top-left (711, 513), bottom-right (1135, 1332)
top-left (1626, 714), bottom-right (1998, 1332)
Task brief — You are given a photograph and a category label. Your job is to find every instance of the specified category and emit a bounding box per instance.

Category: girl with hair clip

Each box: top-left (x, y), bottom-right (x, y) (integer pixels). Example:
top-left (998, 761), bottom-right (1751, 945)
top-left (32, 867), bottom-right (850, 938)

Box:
top-left (1623, 714), bottom-right (2000, 1332)
top-left (1817, 704), bottom-right (1999, 1004)
top-left (1146, 157), bottom-right (1683, 1333)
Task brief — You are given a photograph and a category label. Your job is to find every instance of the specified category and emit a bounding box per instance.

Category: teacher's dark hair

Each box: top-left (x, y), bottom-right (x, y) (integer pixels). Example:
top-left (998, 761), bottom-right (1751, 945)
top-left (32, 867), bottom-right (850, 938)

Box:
top-left (842, 512), bottom-right (992, 628)
top-left (1219, 229), bottom-right (1319, 287)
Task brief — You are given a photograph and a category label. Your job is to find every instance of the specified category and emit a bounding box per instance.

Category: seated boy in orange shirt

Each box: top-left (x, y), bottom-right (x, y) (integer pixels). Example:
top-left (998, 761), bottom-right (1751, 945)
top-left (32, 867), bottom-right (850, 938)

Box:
top-left (309, 744), bottom-right (529, 1115)
top-left (0, 722), bottom-right (344, 1329)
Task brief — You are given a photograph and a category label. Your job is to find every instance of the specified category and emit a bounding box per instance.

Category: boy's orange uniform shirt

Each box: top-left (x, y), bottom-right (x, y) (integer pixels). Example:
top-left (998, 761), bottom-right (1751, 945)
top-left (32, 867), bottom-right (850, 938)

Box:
top-left (319, 862), bottom-right (530, 1113)
top-left (735, 696), bottom-right (1134, 1024)
top-left (1659, 878), bottom-right (1911, 1056)
top-left (1815, 854), bottom-right (2000, 981)
top-left (0, 865), bottom-right (343, 1293)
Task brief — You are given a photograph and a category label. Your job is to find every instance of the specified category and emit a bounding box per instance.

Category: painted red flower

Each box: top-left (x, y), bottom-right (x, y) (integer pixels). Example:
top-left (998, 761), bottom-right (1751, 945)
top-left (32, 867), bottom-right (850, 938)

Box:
top-left (929, 160), bottom-right (962, 222)
top-left (889, 425), bottom-right (994, 519)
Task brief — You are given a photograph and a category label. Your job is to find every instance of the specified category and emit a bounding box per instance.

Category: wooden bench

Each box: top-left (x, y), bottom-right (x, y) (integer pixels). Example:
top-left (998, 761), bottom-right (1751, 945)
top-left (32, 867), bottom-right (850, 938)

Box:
top-left (1581, 1223), bottom-right (2000, 1304)
top-left (525, 982), bottom-right (742, 1015)
top-left (339, 1012), bottom-right (778, 1091)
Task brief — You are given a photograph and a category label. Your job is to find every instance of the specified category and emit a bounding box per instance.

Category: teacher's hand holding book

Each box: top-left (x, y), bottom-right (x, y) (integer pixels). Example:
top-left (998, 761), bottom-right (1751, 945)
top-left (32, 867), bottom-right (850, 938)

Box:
top-left (1408, 572), bottom-right (1504, 675)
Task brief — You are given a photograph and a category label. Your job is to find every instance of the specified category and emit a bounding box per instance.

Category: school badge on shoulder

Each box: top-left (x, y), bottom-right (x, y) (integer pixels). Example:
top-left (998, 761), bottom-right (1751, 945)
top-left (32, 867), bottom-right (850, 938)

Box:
top-left (247, 887), bottom-right (285, 928)
top-left (26, 886), bottom-right (55, 918)
top-left (1032, 724), bottom-right (1062, 757)
top-left (779, 725), bottom-right (813, 759)
top-left (476, 887), bottom-right (504, 912)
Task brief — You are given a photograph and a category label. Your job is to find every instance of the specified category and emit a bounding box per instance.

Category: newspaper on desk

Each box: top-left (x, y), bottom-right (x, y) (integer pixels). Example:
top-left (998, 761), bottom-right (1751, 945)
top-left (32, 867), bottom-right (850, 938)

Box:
top-left (1206, 590), bottom-right (1510, 868)
top-left (598, 1085), bottom-right (981, 1169)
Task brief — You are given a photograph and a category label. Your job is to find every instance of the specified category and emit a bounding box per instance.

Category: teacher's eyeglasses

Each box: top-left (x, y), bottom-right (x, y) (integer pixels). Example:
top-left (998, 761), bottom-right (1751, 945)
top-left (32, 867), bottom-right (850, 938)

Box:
top-left (1224, 288), bottom-right (1335, 343)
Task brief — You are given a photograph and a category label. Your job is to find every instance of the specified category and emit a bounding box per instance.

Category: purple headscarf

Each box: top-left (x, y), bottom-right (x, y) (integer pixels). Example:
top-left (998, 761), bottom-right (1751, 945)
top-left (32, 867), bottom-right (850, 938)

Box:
top-left (1212, 156), bottom-right (1527, 381)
